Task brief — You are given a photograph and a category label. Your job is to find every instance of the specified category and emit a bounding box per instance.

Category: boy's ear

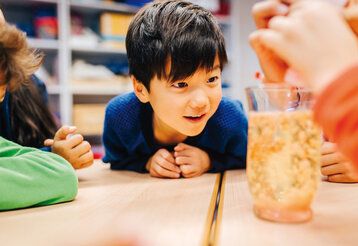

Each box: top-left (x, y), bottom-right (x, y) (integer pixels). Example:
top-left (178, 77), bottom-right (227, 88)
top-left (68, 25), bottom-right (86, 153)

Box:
top-left (132, 75), bottom-right (149, 103)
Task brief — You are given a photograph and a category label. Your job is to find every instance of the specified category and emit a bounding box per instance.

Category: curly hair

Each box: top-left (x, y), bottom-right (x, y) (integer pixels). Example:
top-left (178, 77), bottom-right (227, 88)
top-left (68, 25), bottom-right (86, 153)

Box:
top-left (0, 23), bottom-right (57, 147)
top-left (0, 23), bottom-right (43, 91)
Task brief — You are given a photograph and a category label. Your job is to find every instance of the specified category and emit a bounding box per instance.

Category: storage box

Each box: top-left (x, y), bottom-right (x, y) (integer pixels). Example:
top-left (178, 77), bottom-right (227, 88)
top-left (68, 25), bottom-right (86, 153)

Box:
top-left (100, 12), bottom-right (133, 49)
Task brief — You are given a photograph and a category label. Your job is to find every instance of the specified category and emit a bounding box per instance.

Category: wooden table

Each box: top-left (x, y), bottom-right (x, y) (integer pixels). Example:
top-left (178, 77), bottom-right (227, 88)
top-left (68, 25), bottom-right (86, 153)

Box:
top-left (0, 161), bottom-right (220, 246)
top-left (214, 170), bottom-right (358, 246)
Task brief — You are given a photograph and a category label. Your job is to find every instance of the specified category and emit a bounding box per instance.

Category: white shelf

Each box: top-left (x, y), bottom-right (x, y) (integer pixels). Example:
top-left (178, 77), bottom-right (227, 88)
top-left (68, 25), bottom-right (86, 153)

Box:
top-left (71, 86), bottom-right (131, 95)
top-left (70, 0), bottom-right (138, 13)
top-left (27, 38), bottom-right (59, 51)
top-left (1, 0), bottom-right (58, 5)
top-left (47, 85), bottom-right (61, 95)
top-left (71, 46), bottom-right (126, 55)
top-left (29, 0), bottom-right (58, 3)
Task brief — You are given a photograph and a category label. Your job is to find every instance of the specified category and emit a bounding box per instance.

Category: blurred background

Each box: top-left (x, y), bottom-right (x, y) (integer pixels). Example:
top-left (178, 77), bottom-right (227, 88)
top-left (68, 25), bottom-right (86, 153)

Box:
top-left (0, 0), bottom-right (260, 158)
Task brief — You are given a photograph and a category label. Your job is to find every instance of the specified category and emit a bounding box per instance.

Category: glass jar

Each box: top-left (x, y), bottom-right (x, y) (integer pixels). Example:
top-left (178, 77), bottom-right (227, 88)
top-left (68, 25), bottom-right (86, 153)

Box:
top-left (245, 85), bottom-right (321, 223)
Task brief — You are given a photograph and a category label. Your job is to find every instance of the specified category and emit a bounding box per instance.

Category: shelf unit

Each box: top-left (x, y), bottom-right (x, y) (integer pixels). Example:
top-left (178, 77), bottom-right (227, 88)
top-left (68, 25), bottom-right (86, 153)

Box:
top-left (70, 0), bottom-right (138, 13)
top-left (27, 38), bottom-right (59, 50)
top-left (2, 0), bottom-right (138, 126)
top-left (71, 46), bottom-right (126, 55)
top-left (3, 0), bottom-right (238, 129)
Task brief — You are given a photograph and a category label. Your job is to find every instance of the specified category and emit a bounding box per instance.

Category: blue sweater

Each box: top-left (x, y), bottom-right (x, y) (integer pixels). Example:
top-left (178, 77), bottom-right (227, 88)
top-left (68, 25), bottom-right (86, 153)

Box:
top-left (103, 92), bottom-right (248, 173)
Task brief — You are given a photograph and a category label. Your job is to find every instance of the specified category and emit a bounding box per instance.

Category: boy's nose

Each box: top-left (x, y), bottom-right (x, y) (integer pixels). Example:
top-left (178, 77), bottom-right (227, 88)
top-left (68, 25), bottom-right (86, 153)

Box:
top-left (189, 90), bottom-right (209, 110)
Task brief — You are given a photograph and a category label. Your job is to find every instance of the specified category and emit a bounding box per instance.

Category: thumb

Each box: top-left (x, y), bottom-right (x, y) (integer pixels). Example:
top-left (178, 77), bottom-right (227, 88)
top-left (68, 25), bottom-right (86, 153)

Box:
top-left (44, 139), bottom-right (54, 146)
top-left (54, 126), bottom-right (77, 141)
top-left (0, 9), bottom-right (5, 24)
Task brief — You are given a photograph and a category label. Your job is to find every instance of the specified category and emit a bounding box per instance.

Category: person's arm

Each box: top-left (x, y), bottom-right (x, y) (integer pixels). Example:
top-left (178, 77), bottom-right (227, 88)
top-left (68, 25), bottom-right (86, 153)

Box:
top-left (314, 65), bottom-right (358, 166)
top-left (0, 137), bottom-right (78, 211)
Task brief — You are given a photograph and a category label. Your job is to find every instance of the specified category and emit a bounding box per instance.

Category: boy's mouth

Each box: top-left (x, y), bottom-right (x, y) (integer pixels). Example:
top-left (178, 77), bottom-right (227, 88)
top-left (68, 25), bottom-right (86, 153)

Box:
top-left (183, 113), bottom-right (206, 123)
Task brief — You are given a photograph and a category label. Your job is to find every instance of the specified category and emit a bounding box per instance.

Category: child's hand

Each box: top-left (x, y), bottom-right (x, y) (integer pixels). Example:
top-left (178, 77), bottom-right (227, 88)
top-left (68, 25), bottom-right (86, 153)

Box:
top-left (146, 149), bottom-right (181, 178)
top-left (251, 1), bottom-right (358, 92)
top-left (321, 141), bottom-right (358, 183)
top-left (44, 126), bottom-right (94, 169)
top-left (250, 0), bottom-right (290, 83)
top-left (174, 143), bottom-right (211, 178)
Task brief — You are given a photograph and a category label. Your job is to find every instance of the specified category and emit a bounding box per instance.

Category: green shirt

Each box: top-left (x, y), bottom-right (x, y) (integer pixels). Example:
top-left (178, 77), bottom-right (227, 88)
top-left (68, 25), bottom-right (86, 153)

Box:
top-left (0, 137), bottom-right (78, 211)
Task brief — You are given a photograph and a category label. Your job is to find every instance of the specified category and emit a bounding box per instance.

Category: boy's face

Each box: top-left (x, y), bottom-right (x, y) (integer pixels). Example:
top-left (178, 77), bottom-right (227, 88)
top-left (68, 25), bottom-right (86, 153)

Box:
top-left (139, 55), bottom-right (222, 139)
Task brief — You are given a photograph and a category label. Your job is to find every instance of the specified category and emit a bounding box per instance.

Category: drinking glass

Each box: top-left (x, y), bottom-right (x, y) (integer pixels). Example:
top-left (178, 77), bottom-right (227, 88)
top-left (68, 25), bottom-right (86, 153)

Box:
top-left (245, 85), bottom-right (321, 223)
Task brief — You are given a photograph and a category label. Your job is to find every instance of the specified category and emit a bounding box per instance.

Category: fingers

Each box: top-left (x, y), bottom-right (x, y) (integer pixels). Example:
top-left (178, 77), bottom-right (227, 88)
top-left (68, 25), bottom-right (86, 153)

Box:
top-left (249, 31), bottom-right (289, 83)
top-left (0, 9), bottom-right (5, 24)
top-left (64, 134), bottom-right (85, 149)
top-left (321, 151), bottom-right (346, 167)
top-left (321, 161), bottom-right (358, 182)
top-left (152, 163), bottom-right (180, 179)
top-left (44, 139), bottom-right (54, 146)
top-left (174, 143), bottom-right (192, 152)
top-left (180, 165), bottom-right (199, 178)
top-left (159, 148), bottom-right (176, 163)
top-left (54, 126), bottom-right (77, 141)
top-left (252, 0), bottom-right (289, 29)
top-left (175, 156), bottom-right (192, 166)
top-left (268, 15), bottom-right (291, 31)
top-left (73, 151), bottom-right (94, 169)
top-left (72, 140), bottom-right (92, 157)
top-left (157, 155), bottom-right (181, 173)
top-left (321, 162), bottom-right (347, 176)
top-left (148, 149), bottom-right (180, 179)
top-left (174, 144), bottom-right (195, 164)
top-left (250, 29), bottom-right (285, 58)
top-left (327, 174), bottom-right (349, 183)
top-left (321, 142), bottom-right (338, 155)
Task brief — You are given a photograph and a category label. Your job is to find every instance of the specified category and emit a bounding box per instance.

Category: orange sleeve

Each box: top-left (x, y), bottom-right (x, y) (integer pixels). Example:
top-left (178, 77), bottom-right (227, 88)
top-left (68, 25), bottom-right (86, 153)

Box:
top-left (314, 64), bottom-right (358, 166)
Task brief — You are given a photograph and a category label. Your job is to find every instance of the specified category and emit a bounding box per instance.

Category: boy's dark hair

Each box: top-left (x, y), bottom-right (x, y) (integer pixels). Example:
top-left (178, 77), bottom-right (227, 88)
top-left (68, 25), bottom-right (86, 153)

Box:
top-left (126, 0), bottom-right (228, 90)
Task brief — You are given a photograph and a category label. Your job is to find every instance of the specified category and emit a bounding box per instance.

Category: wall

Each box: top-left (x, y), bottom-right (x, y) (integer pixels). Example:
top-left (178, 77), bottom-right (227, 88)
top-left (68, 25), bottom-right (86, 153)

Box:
top-left (230, 0), bottom-right (261, 110)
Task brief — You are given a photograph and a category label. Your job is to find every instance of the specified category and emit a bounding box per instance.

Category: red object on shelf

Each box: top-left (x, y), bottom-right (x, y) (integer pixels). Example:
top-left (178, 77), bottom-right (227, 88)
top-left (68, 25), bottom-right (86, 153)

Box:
top-left (213, 0), bottom-right (230, 16)
top-left (34, 17), bottom-right (58, 39)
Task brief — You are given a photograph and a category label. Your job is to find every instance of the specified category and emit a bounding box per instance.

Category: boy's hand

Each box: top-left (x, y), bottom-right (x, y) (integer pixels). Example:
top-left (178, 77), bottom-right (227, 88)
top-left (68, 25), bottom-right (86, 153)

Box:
top-left (321, 141), bottom-right (358, 183)
top-left (174, 143), bottom-right (211, 178)
top-left (146, 149), bottom-right (181, 179)
top-left (44, 126), bottom-right (94, 169)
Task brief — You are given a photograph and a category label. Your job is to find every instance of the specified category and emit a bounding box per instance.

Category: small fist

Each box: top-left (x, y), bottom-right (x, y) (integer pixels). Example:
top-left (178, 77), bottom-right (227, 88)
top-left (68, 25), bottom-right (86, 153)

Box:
top-left (174, 143), bottom-right (211, 178)
top-left (321, 141), bottom-right (358, 183)
top-left (44, 126), bottom-right (94, 169)
top-left (146, 149), bottom-right (181, 178)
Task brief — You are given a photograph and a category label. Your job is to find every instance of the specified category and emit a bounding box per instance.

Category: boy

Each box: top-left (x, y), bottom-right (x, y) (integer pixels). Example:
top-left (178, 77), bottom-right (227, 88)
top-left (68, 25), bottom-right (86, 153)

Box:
top-left (103, 0), bottom-right (247, 178)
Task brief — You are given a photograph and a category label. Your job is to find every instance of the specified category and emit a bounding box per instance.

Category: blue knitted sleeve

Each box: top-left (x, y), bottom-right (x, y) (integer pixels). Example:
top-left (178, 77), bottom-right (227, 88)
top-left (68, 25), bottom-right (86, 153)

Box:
top-left (102, 96), bottom-right (149, 173)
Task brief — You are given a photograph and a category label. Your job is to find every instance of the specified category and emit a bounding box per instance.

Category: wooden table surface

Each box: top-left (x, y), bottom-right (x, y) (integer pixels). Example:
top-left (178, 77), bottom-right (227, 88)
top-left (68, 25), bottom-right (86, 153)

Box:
top-left (0, 161), bottom-right (220, 246)
top-left (214, 170), bottom-right (358, 246)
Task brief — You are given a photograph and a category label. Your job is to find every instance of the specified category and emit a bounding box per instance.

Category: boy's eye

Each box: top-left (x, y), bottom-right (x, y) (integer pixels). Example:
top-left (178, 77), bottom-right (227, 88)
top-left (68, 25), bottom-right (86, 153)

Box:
top-left (172, 82), bottom-right (188, 88)
top-left (208, 76), bottom-right (219, 83)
